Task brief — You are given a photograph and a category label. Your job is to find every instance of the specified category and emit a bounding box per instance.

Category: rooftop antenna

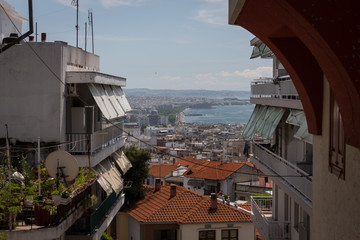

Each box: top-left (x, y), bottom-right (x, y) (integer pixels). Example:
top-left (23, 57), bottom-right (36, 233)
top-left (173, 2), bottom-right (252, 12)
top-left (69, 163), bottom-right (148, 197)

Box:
top-left (71, 0), bottom-right (79, 48)
top-left (88, 9), bottom-right (94, 54)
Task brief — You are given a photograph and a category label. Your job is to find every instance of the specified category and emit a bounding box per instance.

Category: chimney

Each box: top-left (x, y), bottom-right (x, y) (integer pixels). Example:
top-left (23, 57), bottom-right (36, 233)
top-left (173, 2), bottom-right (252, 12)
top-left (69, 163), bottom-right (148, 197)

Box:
top-left (155, 178), bottom-right (161, 192)
top-left (29, 36), bottom-right (34, 42)
top-left (170, 184), bottom-right (176, 198)
top-left (41, 33), bottom-right (46, 42)
top-left (210, 193), bottom-right (218, 210)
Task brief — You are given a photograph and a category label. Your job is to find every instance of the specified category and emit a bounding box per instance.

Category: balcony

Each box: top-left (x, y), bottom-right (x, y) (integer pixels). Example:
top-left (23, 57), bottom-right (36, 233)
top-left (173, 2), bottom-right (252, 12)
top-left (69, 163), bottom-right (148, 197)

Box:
top-left (251, 196), bottom-right (290, 240)
top-left (66, 124), bottom-right (126, 167)
top-left (67, 191), bottom-right (125, 239)
top-left (251, 143), bottom-right (312, 214)
top-left (250, 78), bottom-right (303, 110)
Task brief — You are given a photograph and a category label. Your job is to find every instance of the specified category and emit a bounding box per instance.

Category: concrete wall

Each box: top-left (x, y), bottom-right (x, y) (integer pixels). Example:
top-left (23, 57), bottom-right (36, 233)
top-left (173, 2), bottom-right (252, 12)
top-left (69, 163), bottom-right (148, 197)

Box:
top-left (128, 216), bottom-right (141, 240)
top-left (0, 43), bottom-right (63, 142)
top-left (0, 42), bottom-right (99, 143)
top-left (312, 79), bottom-right (360, 239)
top-left (180, 222), bottom-right (254, 240)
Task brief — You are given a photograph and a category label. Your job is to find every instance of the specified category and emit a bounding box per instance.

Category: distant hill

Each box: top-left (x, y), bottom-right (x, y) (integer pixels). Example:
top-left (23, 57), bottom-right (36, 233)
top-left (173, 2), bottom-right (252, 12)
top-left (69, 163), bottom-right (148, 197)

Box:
top-left (124, 88), bottom-right (250, 99)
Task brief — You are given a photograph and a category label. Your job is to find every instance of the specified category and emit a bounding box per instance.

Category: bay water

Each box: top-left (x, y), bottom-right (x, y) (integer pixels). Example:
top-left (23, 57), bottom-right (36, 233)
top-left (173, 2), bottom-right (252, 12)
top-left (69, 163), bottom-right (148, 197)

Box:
top-left (184, 104), bottom-right (254, 124)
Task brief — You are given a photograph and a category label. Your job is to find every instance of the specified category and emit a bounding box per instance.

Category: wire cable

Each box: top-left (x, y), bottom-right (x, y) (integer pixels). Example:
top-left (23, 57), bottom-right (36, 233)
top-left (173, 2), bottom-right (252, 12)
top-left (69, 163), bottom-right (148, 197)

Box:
top-left (0, 3), bottom-right (312, 179)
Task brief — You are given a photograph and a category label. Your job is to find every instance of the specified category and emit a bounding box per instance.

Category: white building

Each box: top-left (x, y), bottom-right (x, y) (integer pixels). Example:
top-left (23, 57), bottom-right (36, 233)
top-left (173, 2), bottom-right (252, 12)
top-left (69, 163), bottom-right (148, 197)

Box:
top-left (0, 7), bottom-right (132, 237)
top-left (242, 38), bottom-right (312, 240)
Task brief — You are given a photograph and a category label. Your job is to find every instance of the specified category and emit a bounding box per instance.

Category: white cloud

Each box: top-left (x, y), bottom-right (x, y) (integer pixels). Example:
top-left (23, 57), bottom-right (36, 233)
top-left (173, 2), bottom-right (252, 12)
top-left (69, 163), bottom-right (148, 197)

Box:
top-left (160, 76), bottom-right (182, 82)
top-left (193, 0), bottom-right (228, 25)
top-left (234, 66), bottom-right (272, 78)
top-left (193, 9), bottom-right (227, 25)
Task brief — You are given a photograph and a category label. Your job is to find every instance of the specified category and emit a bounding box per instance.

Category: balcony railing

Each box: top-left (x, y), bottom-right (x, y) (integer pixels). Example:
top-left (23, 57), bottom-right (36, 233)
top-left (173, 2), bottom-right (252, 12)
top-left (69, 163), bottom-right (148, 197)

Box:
top-left (251, 78), bottom-right (299, 99)
top-left (66, 124), bottom-right (124, 154)
top-left (251, 196), bottom-right (290, 240)
top-left (67, 190), bottom-right (124, 236)
top-left (252, 143), bottom-right (312, 202)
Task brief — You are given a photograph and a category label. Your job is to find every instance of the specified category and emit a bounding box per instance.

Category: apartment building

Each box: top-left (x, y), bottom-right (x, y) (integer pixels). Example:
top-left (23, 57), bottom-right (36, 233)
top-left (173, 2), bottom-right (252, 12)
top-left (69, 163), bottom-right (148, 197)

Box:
top-left (242, 38), bottom-right (312, 240)
top-left (229, 1), bottom-right (360, 239)
top-left (0, 4), bottom-right (131, 238)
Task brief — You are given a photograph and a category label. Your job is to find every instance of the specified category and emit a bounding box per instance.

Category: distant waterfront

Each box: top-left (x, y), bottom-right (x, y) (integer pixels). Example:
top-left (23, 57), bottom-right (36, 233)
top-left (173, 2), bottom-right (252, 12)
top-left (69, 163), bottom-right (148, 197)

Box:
top-left (184, 104), bottom-right (255, 124)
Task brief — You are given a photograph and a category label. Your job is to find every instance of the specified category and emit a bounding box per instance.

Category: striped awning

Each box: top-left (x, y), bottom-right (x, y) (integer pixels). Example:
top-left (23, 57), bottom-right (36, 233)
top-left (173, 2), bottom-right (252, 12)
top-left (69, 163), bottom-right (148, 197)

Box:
top-left (286, 110), bottom-right (313, 144)
top-left (94, 159), bottom-right (123, 196)
top-left (242, 105), bottom-right (285, 140)
top-left (112, 150), bottom-right (132, 175)
top-left (88, 83), bottom-right (131, 120)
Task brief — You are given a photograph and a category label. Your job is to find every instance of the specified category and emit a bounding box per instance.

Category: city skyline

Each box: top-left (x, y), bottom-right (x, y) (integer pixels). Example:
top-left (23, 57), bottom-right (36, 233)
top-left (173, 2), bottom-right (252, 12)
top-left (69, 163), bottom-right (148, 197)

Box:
top-left (11, 0), bottom-right (272, 91)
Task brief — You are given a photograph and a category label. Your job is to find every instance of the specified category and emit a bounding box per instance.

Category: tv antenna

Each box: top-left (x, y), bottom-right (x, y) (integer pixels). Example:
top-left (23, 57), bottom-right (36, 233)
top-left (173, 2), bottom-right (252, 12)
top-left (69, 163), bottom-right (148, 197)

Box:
top-left (71, 0), bottom-right (79, 48)
top-left (88, 9), bottom-right (94, 54)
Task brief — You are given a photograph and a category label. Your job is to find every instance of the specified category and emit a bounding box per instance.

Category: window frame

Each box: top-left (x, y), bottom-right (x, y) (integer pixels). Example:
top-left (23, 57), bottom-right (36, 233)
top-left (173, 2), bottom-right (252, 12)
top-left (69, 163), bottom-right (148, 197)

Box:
top-left (199, 230), bottom-right (216, 240)
top-left (221, 229), bottom-right (238, 240)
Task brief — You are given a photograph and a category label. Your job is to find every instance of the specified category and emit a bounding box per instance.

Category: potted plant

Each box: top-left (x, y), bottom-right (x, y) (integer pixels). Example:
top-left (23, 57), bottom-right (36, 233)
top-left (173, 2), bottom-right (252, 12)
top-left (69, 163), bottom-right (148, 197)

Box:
top-left (51, 190), bottom-right (61, 206)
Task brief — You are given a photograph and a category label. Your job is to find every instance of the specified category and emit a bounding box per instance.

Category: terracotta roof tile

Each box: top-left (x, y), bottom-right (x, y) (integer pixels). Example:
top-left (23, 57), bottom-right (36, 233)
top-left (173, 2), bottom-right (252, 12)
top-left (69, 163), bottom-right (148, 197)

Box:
top-left (183, 160), bottom-right (255, 180)
top-left (149, 164), bottom-right (178, 178)
top-left (127, 185), bottom-right (251, 224)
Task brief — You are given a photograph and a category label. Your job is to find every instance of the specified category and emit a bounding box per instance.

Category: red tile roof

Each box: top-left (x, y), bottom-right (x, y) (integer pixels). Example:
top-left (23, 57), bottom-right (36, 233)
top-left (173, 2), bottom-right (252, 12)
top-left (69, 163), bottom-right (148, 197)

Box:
top-left (182, 160), bottom-right (255, 180)
top-left (149, 164), bottom-right (178, 178)
top-left (127, 185), bottom-right (251, 224)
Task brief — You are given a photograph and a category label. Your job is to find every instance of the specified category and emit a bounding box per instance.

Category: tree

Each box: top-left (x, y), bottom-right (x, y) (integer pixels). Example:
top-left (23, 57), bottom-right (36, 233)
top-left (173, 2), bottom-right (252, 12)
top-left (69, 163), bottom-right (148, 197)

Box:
top-left (123, 146), bottom-right (150, 206)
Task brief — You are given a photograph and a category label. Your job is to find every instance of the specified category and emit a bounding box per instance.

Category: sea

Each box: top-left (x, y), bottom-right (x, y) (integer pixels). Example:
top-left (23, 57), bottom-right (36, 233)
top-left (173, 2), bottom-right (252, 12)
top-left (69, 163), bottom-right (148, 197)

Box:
top-left (184, 104), bottom-right (254, 124)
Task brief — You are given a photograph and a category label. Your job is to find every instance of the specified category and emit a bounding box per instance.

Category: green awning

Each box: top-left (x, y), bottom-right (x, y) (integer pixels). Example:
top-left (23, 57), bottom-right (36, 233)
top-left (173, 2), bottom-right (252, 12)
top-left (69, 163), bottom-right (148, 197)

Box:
top-left (242, 105), bottom-right (285, 140)
top-left (286, 110), bottom-right (313, 144)
top-left (242, 105), bottom-right (267, 140)
top-left (257, 107), bottom-right (286, 138)
top-left (250, 43), bottom-right (272, 59)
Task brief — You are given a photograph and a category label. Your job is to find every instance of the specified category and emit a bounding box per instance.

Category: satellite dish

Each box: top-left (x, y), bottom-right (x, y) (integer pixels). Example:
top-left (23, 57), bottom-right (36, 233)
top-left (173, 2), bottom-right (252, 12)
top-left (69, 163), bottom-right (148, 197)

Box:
top-left (45, 150), bottom-right (79, 182)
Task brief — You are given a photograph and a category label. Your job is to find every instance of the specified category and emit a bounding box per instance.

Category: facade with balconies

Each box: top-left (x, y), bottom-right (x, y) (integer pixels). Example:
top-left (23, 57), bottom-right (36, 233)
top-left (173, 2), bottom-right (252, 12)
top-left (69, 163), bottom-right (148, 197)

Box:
top-left (242, 38), bottom-right (312, 240)
top-left (0, 38), bottom-right (131, 239)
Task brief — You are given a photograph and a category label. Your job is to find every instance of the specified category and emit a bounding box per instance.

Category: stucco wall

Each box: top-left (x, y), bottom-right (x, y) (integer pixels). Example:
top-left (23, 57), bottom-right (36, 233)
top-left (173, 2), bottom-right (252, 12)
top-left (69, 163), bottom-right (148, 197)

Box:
top-left (180, 222), bottom-right (254, 240)
top-left (0, 43), bottom-right (63, 142)
top-left (128, 216), bottom-right (141, 240)
top-left (0, 42), bottom-right (100, 143)
top-left (312, 79), bottom-right (360, 239)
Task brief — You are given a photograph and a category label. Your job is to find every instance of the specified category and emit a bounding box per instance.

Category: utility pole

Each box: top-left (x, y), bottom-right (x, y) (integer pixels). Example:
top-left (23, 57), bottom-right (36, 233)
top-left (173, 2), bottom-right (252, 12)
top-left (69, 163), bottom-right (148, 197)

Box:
top-left (88, 9), bottom-right (94, 54)
top-left (5, 124), bottom-right (12, 231)
top-left (71, 0), bottom-right (79, 48)
top-left (37, 137), bottom-right (41, 195)
top-left (85, 22), bottom-right (87, 51)
top-left (5, 125), bottom-right (11, 183)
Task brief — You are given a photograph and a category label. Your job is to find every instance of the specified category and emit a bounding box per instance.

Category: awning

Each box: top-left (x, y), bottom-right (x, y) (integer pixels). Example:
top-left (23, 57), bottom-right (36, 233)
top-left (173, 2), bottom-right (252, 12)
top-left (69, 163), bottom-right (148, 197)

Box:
top-left (88, 83), bottom-right (131, 120)
top-left (257, 107), bottom-right (286, 139)
top-left (112, 150), bottom-right (132, 175)
top-left (286, 110), bottom-right (313, 144)
top-left (250, 43), bottom-right (272, 59)
top-left (94, 159), bottom-right (123, 195)
top-left (242, 105), bottom-right (285, 140)
top-left (188, 179), bottom-right (204, 187)
top-left (242, 105), bottom-right (267, 140)
top-left (112, 86), bottom-right (132, 113)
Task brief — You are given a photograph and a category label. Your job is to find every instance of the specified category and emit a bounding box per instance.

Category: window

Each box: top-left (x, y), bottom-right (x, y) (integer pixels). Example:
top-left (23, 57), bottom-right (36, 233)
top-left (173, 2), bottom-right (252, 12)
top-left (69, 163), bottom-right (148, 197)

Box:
top-left (294, 202), bottom-right (299, 231)
top-left (329, 91), bottom-right (345, 179)
top-left (199, 230), bottom-right (215, 240)
top-left (222, 229), bottom-right (238, 240)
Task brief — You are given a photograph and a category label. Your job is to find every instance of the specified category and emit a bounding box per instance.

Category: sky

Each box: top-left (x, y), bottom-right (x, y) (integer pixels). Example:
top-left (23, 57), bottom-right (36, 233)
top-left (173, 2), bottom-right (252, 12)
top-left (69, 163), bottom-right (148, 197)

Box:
top-left (9, 0), bottom-right (272, 91)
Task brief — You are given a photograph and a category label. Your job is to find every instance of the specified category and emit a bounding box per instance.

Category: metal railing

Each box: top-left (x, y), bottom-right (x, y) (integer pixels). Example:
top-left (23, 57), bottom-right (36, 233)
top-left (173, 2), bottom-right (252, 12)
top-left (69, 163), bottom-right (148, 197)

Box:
top-left (67, 190), bottom-right (123, 235)
top-left (251, 196), bottom-right (290, 240)
top-left (251, 79), bottom-right (299, 100)
top-left (252, 143), bottom-right (312, 202)
top-left (67, 124), bottom-right (124, 153)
